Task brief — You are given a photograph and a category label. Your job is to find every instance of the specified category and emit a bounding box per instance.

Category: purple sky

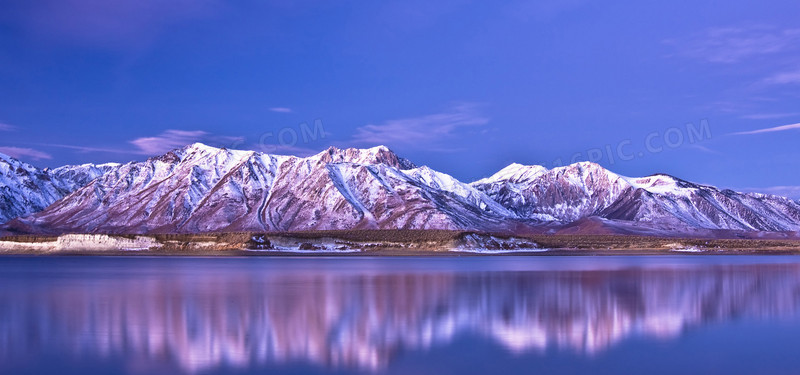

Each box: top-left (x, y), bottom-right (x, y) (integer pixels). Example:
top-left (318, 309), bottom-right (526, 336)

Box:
top-left (0, 0), bottom-right (799, 198)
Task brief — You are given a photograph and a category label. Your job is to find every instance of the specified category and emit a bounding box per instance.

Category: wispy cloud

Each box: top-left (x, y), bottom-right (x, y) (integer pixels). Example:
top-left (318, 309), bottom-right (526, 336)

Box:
top-left (731, 123), bottom-right (800, 136)
top-left (349, 104), bottom-right (489, 150)
top-left (11, 130), bottom-right (245, 159)
top-left (255, 143), bottom-right (321, 157)
top-left (269, 107), bottom-right (293, 113)
top-left (667, 26), bottom-right (800, 63)
top-left (0, 146), bottom-right (52, 161)
top-left (28, 143), bottom-right (129, 154)
top-left (0, 122), bottom-right (15, 131)
top-left (130, 130), bottom-right (244, 155)
top-left (687, 144), bottom-right (720, 155)
top-left (762, 69), bottom-right (800, 85)
top-left (741, 112), bottom-right (800, 120)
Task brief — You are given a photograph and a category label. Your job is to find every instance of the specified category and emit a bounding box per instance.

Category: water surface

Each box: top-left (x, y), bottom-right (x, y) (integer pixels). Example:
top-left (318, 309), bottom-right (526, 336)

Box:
top-left (2, 256), bottom-right (800, 374)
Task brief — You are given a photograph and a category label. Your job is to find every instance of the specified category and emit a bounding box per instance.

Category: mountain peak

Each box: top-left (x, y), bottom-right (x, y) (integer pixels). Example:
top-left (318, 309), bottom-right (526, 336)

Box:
top-left (473, 163), bottom-right (547, 185)
top-left (318, 144), bottom-right (390, 155)
top-left (0, 152), bottom-right (37, 177)
top-left (0, 153), bottom-right (121, 224)
top-left (573, 161), bottom-right (605, 169)
top-left (551, 161), bottom-right (608, 174)
top-left (182, 142), bottom-right (224, 154)
top-left (148, 142), bottom-right (250, 165)
top-left (313, 145), bottom-right (416, 169)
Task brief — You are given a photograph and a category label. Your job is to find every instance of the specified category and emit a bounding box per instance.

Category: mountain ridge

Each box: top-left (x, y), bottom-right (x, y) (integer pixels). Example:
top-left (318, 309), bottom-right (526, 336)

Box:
top-left (1, 144), bottom-right (798, 236)
top-left (0, 152), bottom-right (118, 224)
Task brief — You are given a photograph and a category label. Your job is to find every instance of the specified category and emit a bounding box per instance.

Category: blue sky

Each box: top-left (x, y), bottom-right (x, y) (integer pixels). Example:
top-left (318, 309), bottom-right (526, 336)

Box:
top-left (0, 1), bottom-right (798, 197)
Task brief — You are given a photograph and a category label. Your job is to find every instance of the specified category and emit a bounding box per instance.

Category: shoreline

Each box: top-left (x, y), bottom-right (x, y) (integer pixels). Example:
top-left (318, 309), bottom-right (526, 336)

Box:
top-left (3, 250), bottom-right (800, 257)
top-left (1, 231), bottom-right (799, 256)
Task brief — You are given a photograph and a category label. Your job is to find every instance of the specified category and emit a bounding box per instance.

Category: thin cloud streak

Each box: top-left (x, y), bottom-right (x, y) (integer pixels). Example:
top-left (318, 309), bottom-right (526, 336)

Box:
top-left (255, 143), bottom-right (322, 157)
top-left (687, 144), bottom-right (721, 155)
top-left (349, 104), bottom-right (489, 150)
top-left (27, 143), bottom-right (131, 154)
top-left (130, 130), bottom-right (244, 155)
top-left (269, 107), bottom-right (293, 113)
top-left (0, 146), bottom-right (52, 161)
top-left (731, 123), bottom-right (800, 135)
top-left (741, 113), bottom-right (800, 120)
top-left (17, 130), bottom-right (246, 160)
top-left (762, 69), bottom-right (800, 85)
top-left (0, 122), bottom-right (15, 131)
top-left (667, 26), bottom-right (800, 64)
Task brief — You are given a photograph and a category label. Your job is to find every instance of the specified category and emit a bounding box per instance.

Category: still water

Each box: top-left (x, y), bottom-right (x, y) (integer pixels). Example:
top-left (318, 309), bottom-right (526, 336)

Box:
top-left (2, 255), bottom-right (800, 374)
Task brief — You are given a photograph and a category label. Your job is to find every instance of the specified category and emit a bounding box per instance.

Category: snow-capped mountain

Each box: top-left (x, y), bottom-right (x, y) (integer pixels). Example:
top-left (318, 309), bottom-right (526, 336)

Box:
top-left (8, 144), bottom-right (520, 234)
top-left (472, 162), bottom-right (632, 222)
top-left (50, 162), bottom-right (121, 189)
top-left (402, 166), bottom-right (519, 219)
top-left (0, 152), bottom-right (117, 224)
top-left (3, 144), bottom-right (799, 235)
top-left (471, 162), bottom-right (800, 232)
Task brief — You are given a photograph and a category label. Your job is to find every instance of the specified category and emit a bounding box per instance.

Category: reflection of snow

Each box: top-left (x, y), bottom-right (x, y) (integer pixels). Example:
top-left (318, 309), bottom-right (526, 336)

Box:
top-left (1, 261), bottom-right (800, 373)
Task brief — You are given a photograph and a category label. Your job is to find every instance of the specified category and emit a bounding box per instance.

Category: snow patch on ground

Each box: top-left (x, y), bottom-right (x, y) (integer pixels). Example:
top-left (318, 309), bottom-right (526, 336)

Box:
top-left (664, 243), bottom-right (707, 252)
top-left (247, 246), bottom-right (362, 253)
top-left (670, 247), bottom-right (706, 253)
top-left (456, 234), bottom-right (542, 253)
top-left (0, 234), bottom-right (160, 252)
top-left (451, 248), bottom-right (549, 254)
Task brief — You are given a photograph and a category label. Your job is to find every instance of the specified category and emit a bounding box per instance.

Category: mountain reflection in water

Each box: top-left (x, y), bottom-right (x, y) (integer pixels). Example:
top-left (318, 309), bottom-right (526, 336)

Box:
top-left (1, 256), bottom-right (800, 374)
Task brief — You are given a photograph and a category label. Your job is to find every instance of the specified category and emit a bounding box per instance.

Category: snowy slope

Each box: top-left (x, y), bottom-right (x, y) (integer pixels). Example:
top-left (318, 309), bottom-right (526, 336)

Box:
top-left (472, 162), bottom-right (634, 222)
top-left (49, 162), bottom-right (121, 192)
top-left (403, 166), bottom-right (520, 218)
top-left (601, 174), bottom-right (800, 231)
top-left (11, 144), bottom-right (517, 233)
top-left (472, 162), bottom-right (800, 231)
top-left (0, 153), bottom-right (116, 224)
top-left (3, 144), bottom-right (799, 235)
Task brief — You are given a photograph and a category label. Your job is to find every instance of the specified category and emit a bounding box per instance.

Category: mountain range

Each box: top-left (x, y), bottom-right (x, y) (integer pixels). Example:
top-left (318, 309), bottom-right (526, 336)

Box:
top-left (1, 143), bottom-right (799, 237)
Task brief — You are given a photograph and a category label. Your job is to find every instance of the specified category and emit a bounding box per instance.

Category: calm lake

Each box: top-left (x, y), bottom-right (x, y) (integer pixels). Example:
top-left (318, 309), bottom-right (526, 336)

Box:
top-left (2, 255), bottom-right (800, 374)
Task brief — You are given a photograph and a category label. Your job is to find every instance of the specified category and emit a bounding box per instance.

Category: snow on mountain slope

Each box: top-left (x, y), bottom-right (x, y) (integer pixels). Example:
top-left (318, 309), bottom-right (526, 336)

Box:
top-left (17, 144), bottom-right (285, 233)
top-left (50, 162), bottom-right (120, 191)
top-left (238, 146), bottom-right (509, 231)
top-left (11, 144), bottom-right (516, 234)
top-left (601, 175), bottom-right (800, 231)
top-left (472, 162), bottom-right (633, 222)
top-left (472, 163), bottom-right (548, 186)
top-left (267, 161), bottom-right (511, 231)
top-left (472, 163), bottom-right (800, 232)
top-left (0, 153), bottom-right (116, 224)
top-left (403, 166), bottom-right (522, 219)
top-left (310, 145), bottom-right (417, 169)
top-left (3, 144), bottom-right (799, 235)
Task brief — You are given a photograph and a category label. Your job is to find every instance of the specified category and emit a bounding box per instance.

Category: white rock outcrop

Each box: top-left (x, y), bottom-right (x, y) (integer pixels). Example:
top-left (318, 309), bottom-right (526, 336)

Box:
top-left (0, 234), bottom-right (160, 252)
